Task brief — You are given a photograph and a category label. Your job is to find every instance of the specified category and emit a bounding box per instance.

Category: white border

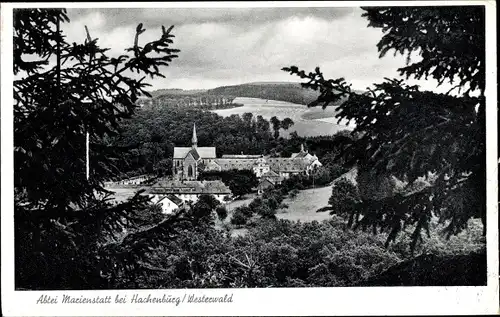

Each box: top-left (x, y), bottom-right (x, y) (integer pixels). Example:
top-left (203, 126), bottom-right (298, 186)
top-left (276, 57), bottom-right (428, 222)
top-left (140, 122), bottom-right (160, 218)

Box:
top-left (1, 2), bottom-right (498, 316)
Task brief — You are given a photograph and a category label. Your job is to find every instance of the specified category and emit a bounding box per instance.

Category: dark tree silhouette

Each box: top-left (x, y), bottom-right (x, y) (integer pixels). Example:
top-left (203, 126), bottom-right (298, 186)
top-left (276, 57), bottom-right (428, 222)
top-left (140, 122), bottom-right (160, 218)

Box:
top-left (283, 6), bottom-right (486, 251)
top-left (270, 116), bottom-right (281, 139)
top-left (14, 8), bottom-right (191, 289)
top-left (281, 117), bottom-right (295, 132)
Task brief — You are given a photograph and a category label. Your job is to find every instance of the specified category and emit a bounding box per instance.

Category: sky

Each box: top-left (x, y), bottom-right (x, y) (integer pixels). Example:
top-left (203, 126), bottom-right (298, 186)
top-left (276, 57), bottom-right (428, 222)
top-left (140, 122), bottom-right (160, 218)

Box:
top-left (62, 6), bottom-right (447, 92)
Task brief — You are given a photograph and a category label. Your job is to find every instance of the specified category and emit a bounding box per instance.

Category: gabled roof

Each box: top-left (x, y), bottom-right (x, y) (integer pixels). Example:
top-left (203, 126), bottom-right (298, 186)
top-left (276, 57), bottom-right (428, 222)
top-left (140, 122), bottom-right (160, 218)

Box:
top-left (261, 170), bottom-right (279, 178)
top-left (149, 179), bottom-right (232, 194)
top-left (159, 194), bottom-right (184, 206)
top-left (205, 160), bottom-right (222, 170)
top-left (213, 158), bottom-right (256, 170)
top-left (265, 157), bottom-right (310, 172)
top-left (291, 151), bottom-right (309, 159)
top-left (258, 178), bottom-right (276, 187)
top-left (173, 147), bottom-right (216, 159)
top-left (221, 154), bottom-right (261, 159)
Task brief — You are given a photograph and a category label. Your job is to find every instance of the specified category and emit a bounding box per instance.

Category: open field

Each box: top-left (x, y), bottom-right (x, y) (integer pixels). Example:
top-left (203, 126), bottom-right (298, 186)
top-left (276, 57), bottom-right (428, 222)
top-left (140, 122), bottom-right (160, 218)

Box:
top-left (276, 185), bottom-right (332, 222)
top-left (222, 184), bottom-right (333, 225)
top-left (224, 193), bottom-right (257, 211)
top-left (212, 97), bottom-right (354, 137)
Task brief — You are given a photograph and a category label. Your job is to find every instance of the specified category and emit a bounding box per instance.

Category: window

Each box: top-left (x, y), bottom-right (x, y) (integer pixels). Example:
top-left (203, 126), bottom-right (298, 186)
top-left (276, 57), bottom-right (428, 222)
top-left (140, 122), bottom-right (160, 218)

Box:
top-left (188, 165), bottom-right (193, 177)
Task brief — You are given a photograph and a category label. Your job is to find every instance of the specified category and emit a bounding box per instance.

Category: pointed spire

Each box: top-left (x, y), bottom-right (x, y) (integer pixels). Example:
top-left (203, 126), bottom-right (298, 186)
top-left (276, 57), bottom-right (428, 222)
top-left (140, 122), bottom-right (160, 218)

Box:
top-left (300, 143), bottom-right (305, 153)
top-left (192, 123), bottom-right (198, 149)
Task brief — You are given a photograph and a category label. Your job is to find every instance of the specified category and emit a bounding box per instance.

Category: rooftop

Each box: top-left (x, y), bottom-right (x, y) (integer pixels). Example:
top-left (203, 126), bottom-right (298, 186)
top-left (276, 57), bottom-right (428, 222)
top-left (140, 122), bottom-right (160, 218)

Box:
top-left (149, 179), bottom-right (232, 195)
top-left (221, 154), bottom-right (262, 159)
top-left (158, 194), bottom-right (184, 206)
top-left (173, 147), bottom-right (216, 159)
top-left (213, 158), bottom-right (256, 170)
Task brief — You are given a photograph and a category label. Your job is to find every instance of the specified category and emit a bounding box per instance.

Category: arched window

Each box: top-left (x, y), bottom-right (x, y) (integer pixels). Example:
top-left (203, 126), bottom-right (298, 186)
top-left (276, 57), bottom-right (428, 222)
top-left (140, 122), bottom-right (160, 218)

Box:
top-left (188, 165), bottom-right (193, 178)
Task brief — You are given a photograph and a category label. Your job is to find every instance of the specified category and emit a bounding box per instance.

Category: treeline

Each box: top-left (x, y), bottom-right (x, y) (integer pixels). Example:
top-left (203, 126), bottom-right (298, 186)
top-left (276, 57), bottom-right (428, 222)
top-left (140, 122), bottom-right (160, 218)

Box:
top-left (150, 94), bottom-right (242, 110)
top-left (148, 82), bottom-right (322, 106)
top-left (207, 82), bottom-right (320, 105)
top-left (105, 106), bottom-right (293, 177)
top-left (103, 102), bottom-right (355, 180)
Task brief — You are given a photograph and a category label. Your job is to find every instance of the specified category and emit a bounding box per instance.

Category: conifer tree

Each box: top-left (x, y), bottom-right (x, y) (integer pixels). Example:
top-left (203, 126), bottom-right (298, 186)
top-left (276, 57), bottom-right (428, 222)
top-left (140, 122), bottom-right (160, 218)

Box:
top-left (14, 8), bottom-right (190, 289)
top-left (283, 6), bottom-right (486, 251)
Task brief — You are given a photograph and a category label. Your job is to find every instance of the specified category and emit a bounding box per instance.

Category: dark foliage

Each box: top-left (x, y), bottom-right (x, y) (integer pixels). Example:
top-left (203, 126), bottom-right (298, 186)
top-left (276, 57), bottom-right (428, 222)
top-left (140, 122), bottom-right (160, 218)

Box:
top-left (357, 250), bottom-right (486, 286)
top-left (317, 179), bottom-right (361, 222)
top-left (122, 218), bottom-right (403, 288)
top-left (108, 107), bottom-right (291, 176)
top-left (14, 8), bottom-right (189, 289)
top-left (207, 82), bottom-right (321, 105)
top-left (282, 6), bottom-right (486, 251)
top-left (188, 194), bottom-right (221, 226)
top-left (230, 208), bottom-right (250, 226)
top-left (199, 170), bottom-right (258, 197)
top-left (215, 205), bottom-right (228, 222)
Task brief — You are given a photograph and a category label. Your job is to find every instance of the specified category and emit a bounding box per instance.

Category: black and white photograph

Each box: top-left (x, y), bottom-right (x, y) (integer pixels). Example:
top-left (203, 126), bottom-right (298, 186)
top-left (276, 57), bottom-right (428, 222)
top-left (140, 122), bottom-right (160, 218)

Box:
top-left (1, 1), bottom-right (498, 316)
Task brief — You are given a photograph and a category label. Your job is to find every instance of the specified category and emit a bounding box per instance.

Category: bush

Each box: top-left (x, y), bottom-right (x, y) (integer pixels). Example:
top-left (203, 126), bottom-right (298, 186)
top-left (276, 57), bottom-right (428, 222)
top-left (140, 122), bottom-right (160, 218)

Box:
top-left (327, 179), bottom-right (360, 216)
top-left (230, 209), bottom-right (249, 226)
top-left (235, 205), bottom-right (253, 218)
top-left (256, 204), bottom-right (277, 220)
top-left (327, 163), bottom-right (349, 180)
top-left (215, 206), bottom-right (228, 222)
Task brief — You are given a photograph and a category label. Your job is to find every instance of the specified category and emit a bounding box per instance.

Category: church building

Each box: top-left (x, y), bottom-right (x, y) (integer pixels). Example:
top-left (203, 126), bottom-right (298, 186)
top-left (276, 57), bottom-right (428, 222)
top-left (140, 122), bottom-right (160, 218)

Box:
top-left (172, 123), bottom-right (216, 180)
top-left (173, 123), bottom-right (322, 183)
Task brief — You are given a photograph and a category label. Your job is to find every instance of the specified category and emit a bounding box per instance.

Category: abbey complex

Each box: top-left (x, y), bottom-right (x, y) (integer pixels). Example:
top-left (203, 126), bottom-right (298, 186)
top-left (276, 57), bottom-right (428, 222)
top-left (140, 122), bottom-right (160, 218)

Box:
top-left (172, 124), bottom-right (322, 181)
top-left (111, 123), bottom-right (322, 213)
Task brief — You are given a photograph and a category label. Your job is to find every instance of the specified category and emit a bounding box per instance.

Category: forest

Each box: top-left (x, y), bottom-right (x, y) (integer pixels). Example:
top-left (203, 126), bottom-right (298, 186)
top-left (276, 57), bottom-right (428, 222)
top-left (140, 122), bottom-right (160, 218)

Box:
top-left (13, 6), bottom-right (487, 290)
top-left (107, 100), bottom-right (348, 181)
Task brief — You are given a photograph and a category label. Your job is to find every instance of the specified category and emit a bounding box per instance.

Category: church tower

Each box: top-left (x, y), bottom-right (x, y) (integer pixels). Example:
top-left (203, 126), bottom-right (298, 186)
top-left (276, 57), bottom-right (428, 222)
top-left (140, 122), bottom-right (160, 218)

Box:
top-left (192, 123), bottom-right (198, 149)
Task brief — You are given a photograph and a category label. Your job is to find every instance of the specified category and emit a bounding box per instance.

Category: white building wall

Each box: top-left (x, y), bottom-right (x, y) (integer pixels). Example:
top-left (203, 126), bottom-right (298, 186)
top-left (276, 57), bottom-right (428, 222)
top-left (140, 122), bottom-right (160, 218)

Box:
top-left (173, 193), bottom-right (230, 204)
top-left (157, 198), bottom-right (180, 214)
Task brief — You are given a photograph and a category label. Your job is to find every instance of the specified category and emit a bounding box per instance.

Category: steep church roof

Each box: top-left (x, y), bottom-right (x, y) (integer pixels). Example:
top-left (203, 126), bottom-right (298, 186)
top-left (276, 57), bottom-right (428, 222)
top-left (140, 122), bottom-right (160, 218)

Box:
top-left (173, 147), bottom-right (216, 159)
top-left (173, 123), bottom-right (216, 159)
top-left (188, 148), bottom-right (200, 160)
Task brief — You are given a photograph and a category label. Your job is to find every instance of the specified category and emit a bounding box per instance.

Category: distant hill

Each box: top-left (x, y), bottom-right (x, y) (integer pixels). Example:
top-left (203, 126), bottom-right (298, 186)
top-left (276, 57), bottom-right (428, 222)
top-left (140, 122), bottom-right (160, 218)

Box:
top-left (206, 82), bottom-right (320, 105)
top-left (245, 81), bottom-right (304, 86)
top-left (148, 82), bottom-right (322, 106)
top-left (147, 81), bottom-right (365, 108)
top-left (147, 88), bottom-right (207, 98)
